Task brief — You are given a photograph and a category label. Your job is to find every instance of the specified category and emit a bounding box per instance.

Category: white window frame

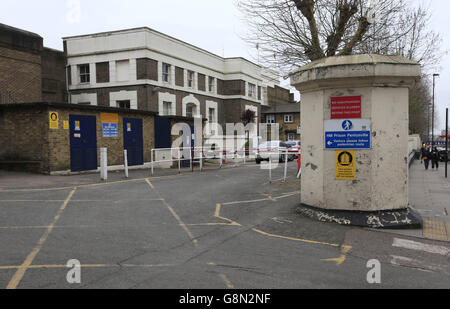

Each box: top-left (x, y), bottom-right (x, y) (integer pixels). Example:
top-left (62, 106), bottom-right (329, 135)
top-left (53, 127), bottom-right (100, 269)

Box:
top-left (187, 70), bottom-right (195, 89)
top-left (208, 76), bottom-right (215, 93)
top-left (287, 133), bottom-right (296, 141)
top-left (284, 114), bottom-right (294, 123)
top-left (266, 115), bottom-right (275, 124)
top-left (162, 101), bottom-right (173, 116)
top-left (78, 64), bottom-right (90, 84)
top-left (162, 63), bottom-right (171, 83)
top-left (248, 83), bottom-right (256, 98)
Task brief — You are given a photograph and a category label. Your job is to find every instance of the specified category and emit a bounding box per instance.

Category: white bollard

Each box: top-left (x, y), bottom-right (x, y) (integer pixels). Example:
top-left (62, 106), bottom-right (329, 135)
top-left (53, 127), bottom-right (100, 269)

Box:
top-left (151, 150), bottom-right (154, 176)
top-left (283, 150), bottom-right (288, 182)
top-left (178, 149), bottom-right (181, 174)
top-left (124, 150), bottom-right (129, 178)
top-left (100, 148), bottom-right (108, 181)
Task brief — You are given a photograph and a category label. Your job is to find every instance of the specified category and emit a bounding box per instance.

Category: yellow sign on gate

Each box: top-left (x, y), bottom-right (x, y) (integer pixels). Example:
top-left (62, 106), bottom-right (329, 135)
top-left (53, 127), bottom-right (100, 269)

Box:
top-left (49, 112), bottom-right (59, 129)
top-left (336, 150), bottom-right (356, 180)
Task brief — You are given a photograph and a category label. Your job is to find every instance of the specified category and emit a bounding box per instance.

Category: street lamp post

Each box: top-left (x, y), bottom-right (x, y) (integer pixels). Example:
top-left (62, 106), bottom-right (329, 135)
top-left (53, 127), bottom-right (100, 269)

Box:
top-left (432, 73), bottom-right (440, 146)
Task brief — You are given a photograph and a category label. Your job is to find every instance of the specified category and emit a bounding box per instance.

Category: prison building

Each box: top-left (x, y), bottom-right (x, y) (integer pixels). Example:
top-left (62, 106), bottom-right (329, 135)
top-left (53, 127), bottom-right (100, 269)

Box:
top-left (63, 27), bottom-right (291, 136)
top-left (0, 23), bottom-right (66, 104)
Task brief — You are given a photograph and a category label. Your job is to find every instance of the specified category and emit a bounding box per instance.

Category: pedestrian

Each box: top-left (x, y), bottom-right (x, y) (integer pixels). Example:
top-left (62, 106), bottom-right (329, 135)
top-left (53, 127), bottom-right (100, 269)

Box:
top-left (423, 147), bottom-right (431, 170)
top-left (420, 144), bottom-right (426, 164)
top-left (431, 147), bottom-right (440, 171)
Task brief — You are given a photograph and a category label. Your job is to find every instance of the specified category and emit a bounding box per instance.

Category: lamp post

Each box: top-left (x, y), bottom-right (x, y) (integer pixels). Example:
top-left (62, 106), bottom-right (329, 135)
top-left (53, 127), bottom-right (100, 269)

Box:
top-left (432, 73), bottom-right (440, 146)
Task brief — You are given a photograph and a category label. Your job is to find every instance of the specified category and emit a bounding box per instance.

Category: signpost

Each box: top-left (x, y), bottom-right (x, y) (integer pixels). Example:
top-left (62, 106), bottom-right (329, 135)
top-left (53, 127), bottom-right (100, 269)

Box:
top-left (49, 112), bottom-right (59, 129)
top-left (324, 119), bottom-right (371, 149)
top-left (331, 96), bottom-right (362, 119)
top-left (336, 150), bottom-right (356, 180)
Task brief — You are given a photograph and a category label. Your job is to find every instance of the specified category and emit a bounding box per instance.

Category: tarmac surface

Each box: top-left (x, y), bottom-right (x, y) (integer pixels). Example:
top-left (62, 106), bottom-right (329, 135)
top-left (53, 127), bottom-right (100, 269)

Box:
top-left (0, 160), bottom-right (449, 289)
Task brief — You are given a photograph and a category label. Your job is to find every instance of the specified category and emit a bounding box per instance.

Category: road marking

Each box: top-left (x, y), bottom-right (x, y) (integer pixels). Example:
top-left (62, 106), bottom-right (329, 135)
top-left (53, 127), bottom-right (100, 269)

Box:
top-left (0, 263), bottom-right (175, 270)
top-left (144, 178), bottom-right (198, 247)
top-left (0, 225), bottom-right (92, 230)
top-left (214, 204), bottom-right (241, 226)
top-left (6, 188), bottom-right (77, 289)
top-left (221, 192), bottom-right (300, 206)
top-left (392, 238), bottom-right (450, 256)
top-left (219, 274), bottom-right (235, 289)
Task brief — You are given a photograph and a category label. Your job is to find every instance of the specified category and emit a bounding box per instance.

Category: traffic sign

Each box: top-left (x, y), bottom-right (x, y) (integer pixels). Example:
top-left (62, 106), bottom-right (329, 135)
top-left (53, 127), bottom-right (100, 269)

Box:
top-left (325, 119), bottom-right (371, 149)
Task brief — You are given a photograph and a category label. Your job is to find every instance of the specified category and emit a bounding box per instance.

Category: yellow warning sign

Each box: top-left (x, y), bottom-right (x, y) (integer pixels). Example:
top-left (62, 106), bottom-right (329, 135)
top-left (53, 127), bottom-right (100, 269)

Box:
top-left (336, 150), bottom-right (356, 180)
top-left (49, 112), bottom-right (59, 129)
top-left (101, 113), bottom-right (119, 124)
top-left (63, 121), bottom-right (69, 130)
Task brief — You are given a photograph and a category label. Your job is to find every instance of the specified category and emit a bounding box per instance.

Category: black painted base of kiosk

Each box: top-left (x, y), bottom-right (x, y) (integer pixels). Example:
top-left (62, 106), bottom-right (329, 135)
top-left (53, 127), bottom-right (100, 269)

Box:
top-left (296, 204), bottom-right (423, 229)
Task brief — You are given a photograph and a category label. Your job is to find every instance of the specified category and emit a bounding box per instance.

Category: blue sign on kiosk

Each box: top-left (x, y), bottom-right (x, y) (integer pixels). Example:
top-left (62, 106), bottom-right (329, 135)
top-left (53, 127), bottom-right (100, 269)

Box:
top-left (325, 119), bottom-right (371, 150)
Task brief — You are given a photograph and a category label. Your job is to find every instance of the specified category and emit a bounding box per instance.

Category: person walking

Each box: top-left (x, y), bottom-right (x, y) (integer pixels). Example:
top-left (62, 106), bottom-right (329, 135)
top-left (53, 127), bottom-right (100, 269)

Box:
top-left (420, 144), bottom-right (426, 164)
top-left (431, 147), bottom-right (440, 171)
top-left (423, 147), bottom-right (431, 170)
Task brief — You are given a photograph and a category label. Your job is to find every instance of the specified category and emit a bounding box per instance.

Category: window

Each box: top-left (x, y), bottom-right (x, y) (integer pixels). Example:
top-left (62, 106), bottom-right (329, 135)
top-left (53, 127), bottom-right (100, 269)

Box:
top-left (288, 133), bottom-right (296, 141)
top-left (208, 108), bottom-right (216, 123)
top-left (266, 115), bottom-right (275, 124)
top-left (186, 103), bottom-right (197, 118)
top-left (248, 83), bottom-right (256, 98)
top-left (117, 100), bottom-right (131, 109)
top-left (208, 77), bottom-right (215, 92)
top-left (116, 60), bottom-right (129, 82)
top-left (284, 114), bottom-right (293, 123)
top-left (162, 63), bottom-right (171, 83)
top-left (79, 64), bottom-right (90, 84)
top-left (188, 71), bottom-right (195, 88)
top-left (163, 101), bottom-right (172, 116)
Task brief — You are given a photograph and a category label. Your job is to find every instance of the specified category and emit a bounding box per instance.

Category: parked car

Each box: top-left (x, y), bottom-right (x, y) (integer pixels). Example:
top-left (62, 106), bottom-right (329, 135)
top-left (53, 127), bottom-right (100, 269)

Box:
top-left (439, 149), bottom-right (450, 162)
top-left (256, 141), bottom-right (293, 164)
top-left (286, 140), bottom-right (301, 160)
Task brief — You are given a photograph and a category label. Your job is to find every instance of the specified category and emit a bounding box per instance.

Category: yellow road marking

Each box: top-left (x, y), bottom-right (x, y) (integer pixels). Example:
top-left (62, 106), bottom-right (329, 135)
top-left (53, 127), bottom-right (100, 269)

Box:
top-left (219, 273), bottom-right (235, 289)
top-left (144, 178), bottom-right (198, 247)
top-left (215, 204), bottom-right (241, 226)
top-left (6, 188), bottom-right (77, 289)
top-left (252, 228), bottom-right (352, 265)
top-left (0, 264), bottom-right (175, 270)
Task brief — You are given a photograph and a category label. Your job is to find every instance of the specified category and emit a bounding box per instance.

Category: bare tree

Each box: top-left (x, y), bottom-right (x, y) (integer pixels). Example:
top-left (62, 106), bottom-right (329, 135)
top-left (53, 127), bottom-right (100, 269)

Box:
top-left (238, 0), bottom-right (444, 75)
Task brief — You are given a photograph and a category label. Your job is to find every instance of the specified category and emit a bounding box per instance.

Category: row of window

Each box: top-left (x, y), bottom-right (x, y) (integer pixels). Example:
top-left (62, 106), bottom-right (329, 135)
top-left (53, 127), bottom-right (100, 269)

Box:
top-left (75, 62), bottom-right (260, 100)
top-left (266, 114), bottom-right (294, 124)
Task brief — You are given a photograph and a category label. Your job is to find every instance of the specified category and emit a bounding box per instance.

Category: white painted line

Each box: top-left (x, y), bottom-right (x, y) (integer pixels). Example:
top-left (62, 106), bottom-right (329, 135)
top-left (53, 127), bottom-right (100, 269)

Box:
top-left (392, 238), bottom-right (450, 256)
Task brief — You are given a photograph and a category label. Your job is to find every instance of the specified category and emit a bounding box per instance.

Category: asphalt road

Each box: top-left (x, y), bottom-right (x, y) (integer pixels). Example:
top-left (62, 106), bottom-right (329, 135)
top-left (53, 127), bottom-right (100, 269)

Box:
top-left (0, 163), bottom-right (449, 289)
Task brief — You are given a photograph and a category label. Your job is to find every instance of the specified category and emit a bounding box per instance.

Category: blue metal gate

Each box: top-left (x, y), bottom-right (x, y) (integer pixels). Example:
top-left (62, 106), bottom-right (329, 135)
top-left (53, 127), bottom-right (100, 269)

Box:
top-left (155, 116), bottom-right (171, 149)
top-left (123, 118), bottom-right (144, 166)
top-left (70, 115), bottom-right (98, 172)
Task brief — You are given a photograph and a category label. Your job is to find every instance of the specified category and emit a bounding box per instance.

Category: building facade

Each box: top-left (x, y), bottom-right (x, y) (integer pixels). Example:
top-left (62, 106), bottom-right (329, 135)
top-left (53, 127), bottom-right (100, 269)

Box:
top-left (63, 27), bottom-right (291, 136)
top-left (262, 102), bottom-right (301, 142)
top-left (0, 23), bottom-right (66, 104)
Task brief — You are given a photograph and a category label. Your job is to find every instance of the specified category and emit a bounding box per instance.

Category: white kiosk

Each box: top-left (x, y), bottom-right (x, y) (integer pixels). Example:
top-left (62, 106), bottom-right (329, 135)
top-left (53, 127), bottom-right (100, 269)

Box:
top-left (290, 54), bottom-right (422, 228)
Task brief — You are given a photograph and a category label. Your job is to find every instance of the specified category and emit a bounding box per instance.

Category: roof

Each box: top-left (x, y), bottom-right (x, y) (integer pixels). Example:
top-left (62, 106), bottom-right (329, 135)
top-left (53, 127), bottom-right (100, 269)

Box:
top-left (262, 103), bottom-right (300, 114)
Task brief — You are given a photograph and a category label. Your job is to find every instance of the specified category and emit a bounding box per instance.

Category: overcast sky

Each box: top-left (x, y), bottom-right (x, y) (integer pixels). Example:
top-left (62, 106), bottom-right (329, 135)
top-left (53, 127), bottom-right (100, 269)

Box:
top-left (1, 0), bottom-right (449, 132)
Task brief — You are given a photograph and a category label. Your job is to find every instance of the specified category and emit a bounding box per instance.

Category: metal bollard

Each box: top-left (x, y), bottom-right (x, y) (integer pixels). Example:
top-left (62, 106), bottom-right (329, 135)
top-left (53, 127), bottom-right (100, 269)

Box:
top-left (124, 150), bottom-right (129, 178)
top-left (178, 149), bottom-right (181, 174)
top-left (100, 148), bottom-right (108, 181)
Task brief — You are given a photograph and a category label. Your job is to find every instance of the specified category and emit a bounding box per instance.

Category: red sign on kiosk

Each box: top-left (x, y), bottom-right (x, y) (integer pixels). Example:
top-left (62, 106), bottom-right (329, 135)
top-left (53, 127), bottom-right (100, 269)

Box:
top-left (331, 96), bottom-right (362, 119)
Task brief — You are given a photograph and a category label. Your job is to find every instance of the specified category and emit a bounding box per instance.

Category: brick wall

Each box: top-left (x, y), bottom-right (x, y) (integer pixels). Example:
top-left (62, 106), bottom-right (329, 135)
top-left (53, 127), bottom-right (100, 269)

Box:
top-left (0, 103), bottom-right (156, 174)
top-left (41, 48), bottom-right (66, 102)
top-left (136, 58), bottom-right (158, 81)
top-left (0, 46), bottom-right (42, 103)
top-left (96, 62), bottom-right (109, 83)
top-left (198, 73), bottom-right (206, 91)
top-left (175, 67), bottom-right (184, 87)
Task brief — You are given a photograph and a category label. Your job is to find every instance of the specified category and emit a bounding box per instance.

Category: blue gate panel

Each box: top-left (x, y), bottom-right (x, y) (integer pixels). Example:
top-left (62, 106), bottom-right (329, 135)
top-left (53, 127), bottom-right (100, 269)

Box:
top-left (123, 118), bottom-right (144, 166)
top-left (70, 115), bottom-right (98, 172)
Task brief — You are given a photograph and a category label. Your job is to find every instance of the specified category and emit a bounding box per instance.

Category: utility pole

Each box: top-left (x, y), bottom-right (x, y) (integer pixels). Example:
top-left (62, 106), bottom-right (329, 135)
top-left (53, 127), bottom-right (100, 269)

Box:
top-left (432, 73), bottom-right (440, 146)
top-left (446, 108), bottom-right (448, 178)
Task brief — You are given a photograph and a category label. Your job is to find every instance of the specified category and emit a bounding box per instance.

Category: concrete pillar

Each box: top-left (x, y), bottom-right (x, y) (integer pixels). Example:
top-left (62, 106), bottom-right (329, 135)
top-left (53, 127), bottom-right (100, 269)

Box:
top-left (290, 54), bottom-right (422, 228)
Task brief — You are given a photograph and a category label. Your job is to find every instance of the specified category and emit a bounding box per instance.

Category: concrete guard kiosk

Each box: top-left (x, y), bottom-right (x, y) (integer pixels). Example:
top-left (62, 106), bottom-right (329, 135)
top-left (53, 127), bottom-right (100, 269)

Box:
top-left (290, 54), bottom-right (422, 228)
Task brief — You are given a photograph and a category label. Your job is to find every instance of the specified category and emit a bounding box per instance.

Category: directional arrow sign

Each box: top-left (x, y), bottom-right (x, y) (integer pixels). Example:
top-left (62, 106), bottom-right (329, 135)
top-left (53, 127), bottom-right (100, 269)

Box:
top-left (325, 119), bottom-right (371, 150)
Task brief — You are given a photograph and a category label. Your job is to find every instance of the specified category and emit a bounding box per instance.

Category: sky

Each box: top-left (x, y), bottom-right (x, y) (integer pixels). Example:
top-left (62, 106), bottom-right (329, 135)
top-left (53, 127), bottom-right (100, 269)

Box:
top-left (1, 0), bottom-right (449, 133)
